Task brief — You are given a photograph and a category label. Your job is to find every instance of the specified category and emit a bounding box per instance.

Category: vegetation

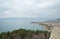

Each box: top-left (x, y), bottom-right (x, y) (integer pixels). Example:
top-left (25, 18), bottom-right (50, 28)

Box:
top-left (0, 29), bottom-right (49, 39)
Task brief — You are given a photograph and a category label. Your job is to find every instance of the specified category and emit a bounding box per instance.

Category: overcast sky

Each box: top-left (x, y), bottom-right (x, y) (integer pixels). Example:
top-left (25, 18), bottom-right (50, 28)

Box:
top-left (0, 0), bottom-right (60, 18)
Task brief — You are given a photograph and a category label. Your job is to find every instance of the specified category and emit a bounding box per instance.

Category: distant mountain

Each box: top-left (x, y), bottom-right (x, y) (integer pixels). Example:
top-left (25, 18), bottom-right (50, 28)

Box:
top-left (46, 18), bottom-right (60, 23)
top-left (56, 18), bottom-right (60, 21)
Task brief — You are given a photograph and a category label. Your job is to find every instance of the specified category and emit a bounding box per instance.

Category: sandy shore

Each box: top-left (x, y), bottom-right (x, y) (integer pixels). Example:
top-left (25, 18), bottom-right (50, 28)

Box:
top-left (49, 27), bottom-right (60, 39)
top-left (35, 22), bottom-right (60, 39)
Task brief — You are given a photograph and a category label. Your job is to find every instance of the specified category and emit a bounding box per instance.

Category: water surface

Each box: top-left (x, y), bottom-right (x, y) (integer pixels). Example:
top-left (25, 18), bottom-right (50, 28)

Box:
top-left (0, 18), bottom-right (46, 32)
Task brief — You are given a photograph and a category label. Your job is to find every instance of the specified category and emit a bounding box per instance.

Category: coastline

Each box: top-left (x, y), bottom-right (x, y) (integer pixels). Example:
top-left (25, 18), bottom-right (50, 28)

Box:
top-left (32, 22), bottom-right (60, 39)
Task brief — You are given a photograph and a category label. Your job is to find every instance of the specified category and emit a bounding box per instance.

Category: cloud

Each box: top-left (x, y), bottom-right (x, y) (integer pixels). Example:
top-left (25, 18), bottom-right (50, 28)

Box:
top-left (0, 0), bottom-right (60, 18)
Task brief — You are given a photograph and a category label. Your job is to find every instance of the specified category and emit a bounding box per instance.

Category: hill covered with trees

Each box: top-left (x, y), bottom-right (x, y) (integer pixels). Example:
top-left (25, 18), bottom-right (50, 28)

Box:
top-left (0, 29), bottom-right (50, 39)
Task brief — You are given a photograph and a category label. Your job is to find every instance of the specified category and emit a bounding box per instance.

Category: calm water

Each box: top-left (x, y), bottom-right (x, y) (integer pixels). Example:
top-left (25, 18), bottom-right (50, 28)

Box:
top-left (0, 19), bottom-right (46, 32)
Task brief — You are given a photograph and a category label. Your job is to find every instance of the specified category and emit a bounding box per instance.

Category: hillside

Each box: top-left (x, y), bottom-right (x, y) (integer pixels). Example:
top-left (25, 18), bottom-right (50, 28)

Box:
top-left (0, 29), bottom-right (50, 39)
top-left (56, 18), bottom-right (60, 21)
top-left (46, 18), bottom-right (60, 23)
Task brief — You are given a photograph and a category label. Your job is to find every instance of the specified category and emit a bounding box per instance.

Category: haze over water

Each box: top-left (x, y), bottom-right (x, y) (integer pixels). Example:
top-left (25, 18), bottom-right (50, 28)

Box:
top-left (0, 18), bottom-right (46, 32)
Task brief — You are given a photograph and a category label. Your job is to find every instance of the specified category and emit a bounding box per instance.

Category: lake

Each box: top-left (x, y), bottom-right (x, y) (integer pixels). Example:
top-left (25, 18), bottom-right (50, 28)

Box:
top-left (0, 18), bottom-right (46, 32)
